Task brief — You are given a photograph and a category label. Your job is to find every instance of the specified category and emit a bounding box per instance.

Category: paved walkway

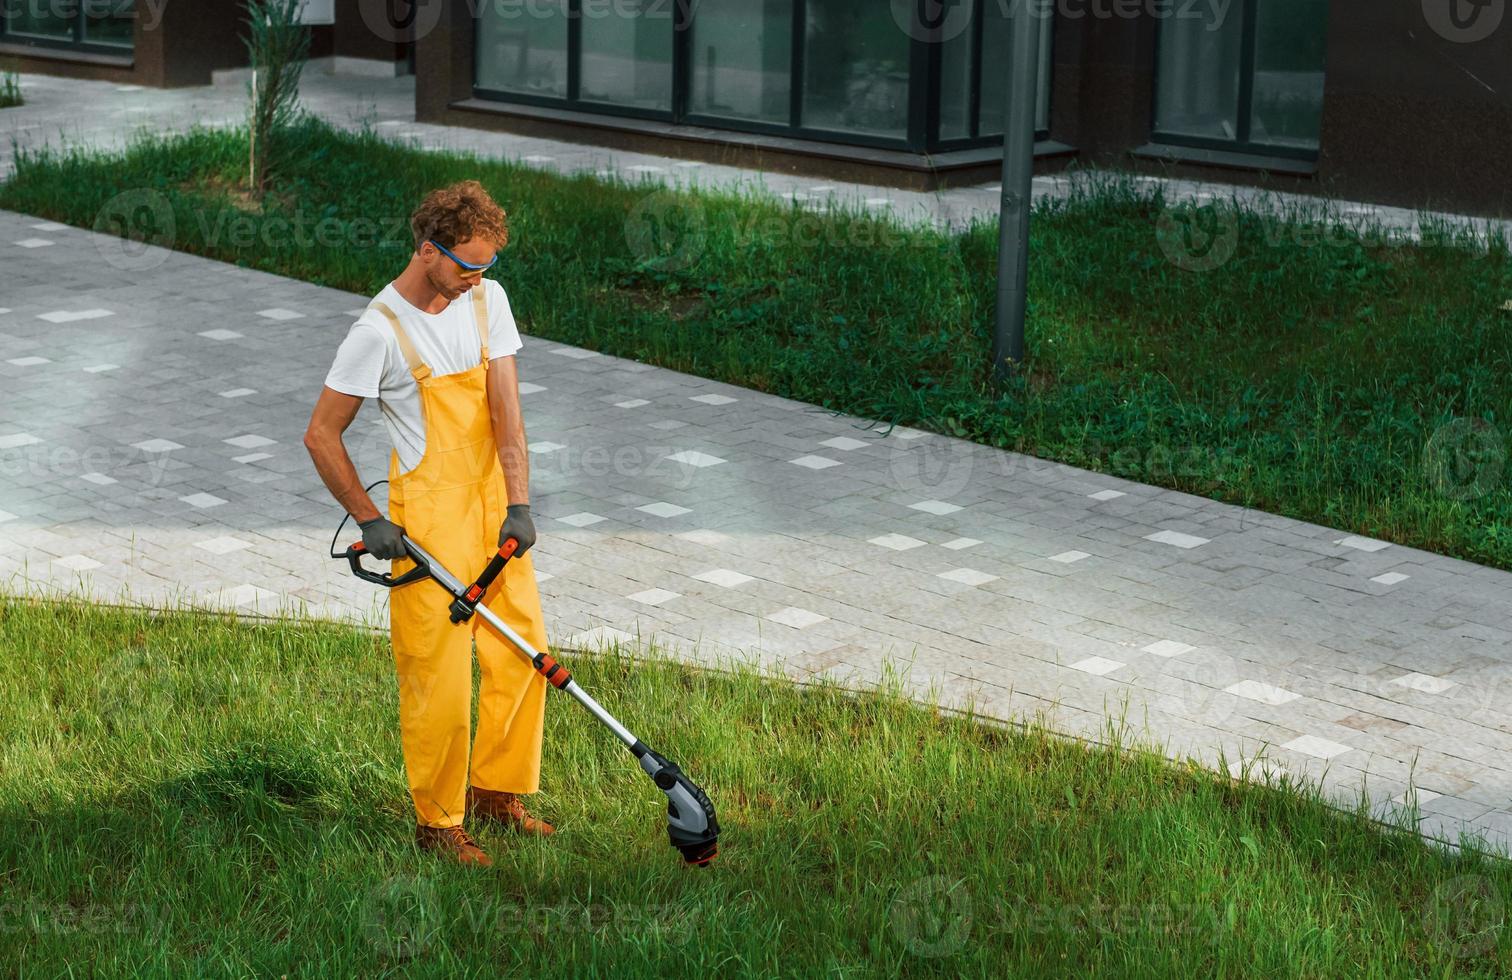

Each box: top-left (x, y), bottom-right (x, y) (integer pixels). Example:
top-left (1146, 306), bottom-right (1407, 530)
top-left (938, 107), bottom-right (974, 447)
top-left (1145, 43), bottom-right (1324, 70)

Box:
top-left (5, 68), bottom-right (1512, 857)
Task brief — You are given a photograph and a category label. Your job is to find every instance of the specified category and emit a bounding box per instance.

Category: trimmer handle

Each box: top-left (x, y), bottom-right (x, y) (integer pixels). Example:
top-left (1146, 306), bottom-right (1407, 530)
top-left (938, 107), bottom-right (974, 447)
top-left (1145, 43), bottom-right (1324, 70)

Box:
top-left (447, 538), bottom-right (519, 623)
top-left (343, 540), bottom-right (432, 589)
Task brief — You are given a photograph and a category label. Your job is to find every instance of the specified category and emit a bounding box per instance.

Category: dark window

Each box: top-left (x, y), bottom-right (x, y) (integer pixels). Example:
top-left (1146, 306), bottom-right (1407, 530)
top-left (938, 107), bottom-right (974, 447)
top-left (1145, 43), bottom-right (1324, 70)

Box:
top-left (1153, 0), bottom-right (1329, 157)
top-left (472, 0), bottom-right (1057, 153)
top-left (1, 0), bottom-right (136, 52)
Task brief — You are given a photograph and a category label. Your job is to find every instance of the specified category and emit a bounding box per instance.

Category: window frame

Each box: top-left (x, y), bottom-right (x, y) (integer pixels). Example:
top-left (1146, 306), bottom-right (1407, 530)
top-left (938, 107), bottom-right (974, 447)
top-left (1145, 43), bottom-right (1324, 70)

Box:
top-left (472, 0), bottom-right (1054, 154)
top-left (1149, 0), bottom-right (1322, 162)
top-left (0, 0), bottom-right (137, 55)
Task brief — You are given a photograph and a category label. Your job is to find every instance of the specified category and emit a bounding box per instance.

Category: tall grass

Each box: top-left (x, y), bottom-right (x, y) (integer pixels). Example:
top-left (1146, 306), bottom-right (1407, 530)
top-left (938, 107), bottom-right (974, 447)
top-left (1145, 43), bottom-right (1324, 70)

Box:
top-left (4, 593), bottom-right (1512, 976)
top-left (3, 117), bottom-right (1510, 567)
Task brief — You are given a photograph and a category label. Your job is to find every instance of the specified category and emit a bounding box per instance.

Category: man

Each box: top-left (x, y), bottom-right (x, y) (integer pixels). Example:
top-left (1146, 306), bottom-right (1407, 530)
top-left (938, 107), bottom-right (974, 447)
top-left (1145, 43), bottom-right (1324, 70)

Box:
top-left (304, 180), bottom-right (554, 868)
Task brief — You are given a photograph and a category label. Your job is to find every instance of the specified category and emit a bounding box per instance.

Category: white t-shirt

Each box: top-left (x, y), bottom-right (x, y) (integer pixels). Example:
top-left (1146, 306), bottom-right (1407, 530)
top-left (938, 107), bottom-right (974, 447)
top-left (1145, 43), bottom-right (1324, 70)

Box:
top-left (323, 278), bottom-right (523, 474)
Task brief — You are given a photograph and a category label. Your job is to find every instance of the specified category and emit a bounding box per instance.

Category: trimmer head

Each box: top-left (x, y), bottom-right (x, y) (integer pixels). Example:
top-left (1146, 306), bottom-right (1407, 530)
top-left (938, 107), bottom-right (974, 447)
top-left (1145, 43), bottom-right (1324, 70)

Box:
top-left (638, 745), bottom-right (721, 868)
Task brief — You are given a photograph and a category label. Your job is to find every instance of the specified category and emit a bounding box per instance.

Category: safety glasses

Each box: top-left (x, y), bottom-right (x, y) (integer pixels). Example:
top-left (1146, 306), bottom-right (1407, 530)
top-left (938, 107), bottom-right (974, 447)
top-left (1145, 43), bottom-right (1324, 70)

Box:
top-left (428, 239), bottom-right (498, 274)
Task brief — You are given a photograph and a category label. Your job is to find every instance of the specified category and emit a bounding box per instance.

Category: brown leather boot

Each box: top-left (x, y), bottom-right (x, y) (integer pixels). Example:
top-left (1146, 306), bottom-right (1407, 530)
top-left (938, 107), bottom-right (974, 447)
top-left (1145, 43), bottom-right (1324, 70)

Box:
top-left (466, 786), bottom-right (556, 836)
top-left (415, 823), bottom-right (493, 867)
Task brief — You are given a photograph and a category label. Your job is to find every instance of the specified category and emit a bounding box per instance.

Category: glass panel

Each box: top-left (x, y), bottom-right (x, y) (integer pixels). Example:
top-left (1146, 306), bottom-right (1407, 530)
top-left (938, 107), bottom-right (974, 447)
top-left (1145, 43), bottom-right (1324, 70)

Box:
top-left (1152, 0), bottom-right (1244, 140)
top-left (6, 0), bottom-right (76, 39)
top-left (802, 0), bottom-right (911, 139)
top-left (579, 0), bottom-right (673, 111)
top-left (1249, 0), bottom-right (1328, 149)
top-left (938, 2), bottom-right (974, 141)
top-left (476, 0), bottom-right (569, 98)
top-left (978, 3), bottom-right (1053, 138)
top-left (82, 0), bottom-right (133, 47)
top-left (689, 0), bottom-right (792, 125)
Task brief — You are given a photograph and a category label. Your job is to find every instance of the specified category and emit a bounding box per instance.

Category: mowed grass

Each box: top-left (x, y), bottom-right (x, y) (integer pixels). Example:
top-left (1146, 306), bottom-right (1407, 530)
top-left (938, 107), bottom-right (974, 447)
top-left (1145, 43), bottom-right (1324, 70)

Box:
top-left (2, 117), bottom-right (1511, 569)
top-left (3, 593), bottom-right (1512, 977)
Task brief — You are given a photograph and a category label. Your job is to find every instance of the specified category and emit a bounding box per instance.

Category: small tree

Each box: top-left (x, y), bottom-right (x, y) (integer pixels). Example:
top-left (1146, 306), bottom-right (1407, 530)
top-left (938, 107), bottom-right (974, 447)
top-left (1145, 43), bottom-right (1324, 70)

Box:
top-left (244, 0), bottom-right (311, 199)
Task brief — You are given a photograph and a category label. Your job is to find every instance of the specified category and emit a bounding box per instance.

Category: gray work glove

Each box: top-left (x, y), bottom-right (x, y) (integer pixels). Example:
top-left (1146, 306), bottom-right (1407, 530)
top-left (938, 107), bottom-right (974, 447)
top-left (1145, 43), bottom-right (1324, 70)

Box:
top-left (498, 503), bottom-right (537, 557)
top-left (358, 516), bottom-right (408, 560)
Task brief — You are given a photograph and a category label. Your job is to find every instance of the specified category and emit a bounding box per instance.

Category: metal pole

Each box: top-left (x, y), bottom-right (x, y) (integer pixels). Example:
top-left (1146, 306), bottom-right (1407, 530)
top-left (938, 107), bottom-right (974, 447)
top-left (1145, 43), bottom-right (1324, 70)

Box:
top-left (992, 0), bottom-right (1041, 384)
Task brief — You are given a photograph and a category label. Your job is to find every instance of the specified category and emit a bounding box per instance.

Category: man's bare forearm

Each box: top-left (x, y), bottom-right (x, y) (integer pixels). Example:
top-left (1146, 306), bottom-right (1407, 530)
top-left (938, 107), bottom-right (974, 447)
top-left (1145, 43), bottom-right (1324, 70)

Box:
top-left (305, 429), bottom-right (383, 524)
top-left (497, 414), bottom-right (530, 507)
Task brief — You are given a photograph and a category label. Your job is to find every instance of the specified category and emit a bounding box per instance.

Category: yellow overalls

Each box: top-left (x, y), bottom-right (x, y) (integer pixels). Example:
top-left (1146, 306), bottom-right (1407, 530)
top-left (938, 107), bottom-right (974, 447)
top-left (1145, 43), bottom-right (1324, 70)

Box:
top-left (369, 285), bottom-right (551, 830)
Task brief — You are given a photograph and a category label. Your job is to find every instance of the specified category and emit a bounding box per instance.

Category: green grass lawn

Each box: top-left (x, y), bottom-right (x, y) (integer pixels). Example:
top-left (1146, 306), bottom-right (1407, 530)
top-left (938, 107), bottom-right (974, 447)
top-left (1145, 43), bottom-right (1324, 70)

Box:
top-left (3, 593), bottom-right (1512, 977)
top-left (2, 117), bottom-right (1510, 571)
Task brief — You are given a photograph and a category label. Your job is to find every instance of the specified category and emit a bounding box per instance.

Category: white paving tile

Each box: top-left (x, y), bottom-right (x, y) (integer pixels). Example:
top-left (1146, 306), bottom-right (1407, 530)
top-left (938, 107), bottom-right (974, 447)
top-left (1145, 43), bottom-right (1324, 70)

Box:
top-left (205, 584), bottom-right (278, 608)
top-left (637, 501), bottom-right (692, 518)
top-left (677, 529), bottom-right (730, 546)
top-left (1145, 529), bottom-right (1211, 549)
top-left (1371, 572), bottom-right (1410, 586)
top-left (528, 441), bottom-right (566, 454)
top-left (1048, 550), bottom-right (1090, 563)
top-left (1225, 680), bottom-right (1301, 705)
top-left (7, 356), bottom-right (51, 367)
top-left (692, 568), bottom-right (753, 588)
top-left (941, 537), bottom-right (981, 550)
top-left (557, 512), bottom-right (606, 527)
top-left (689, 393), bottom-right (737, 405)
top-left (791, 455), bottom-right (842, 470)
top-left (628, 588), bottom-right (680, 606)
top-left (665, 450), bottom-right (726, 468)
top-left (0, 433), bottom-right (42, 449)
top-left (1088, 489), bottom-right (1126, 501)
top-left (82, 363), bottom-right (118, 373)
top-left (938, 568), bottom-right (999, 586)
top-left (224, 434), bottom-right (276, 449)
top-left (1338, 535), bottom-right (1391, 552)
top-left (195, 536), bottom-right (254, 555)
top-left (891, 427), bottom-right (928, 440)
top-left (649, 419), bottom-right (688, 430)
top-left (517, 382), bottom-right (547, 394)
top-left (30, 221), bottom-right (66, 231)
top-left (767, 606), bottom-right (828, 629)
top-left (909, 499), bottom-right (962, 515)
top-left (870, 533), bottom-right (926, 551)
top-left (821, 436), bottom-right (869, 451)
top-left (14, 238), bottom-right (54, 248)
top-left (80, 472), bottom-right (116, 486)
top-left (549, 347), bottom-right (601, 359)
top-left (1143, 640), bottom-right (1196, 658)
top-left (257, 308), bottom-right (305, 321)
top-left (614, 398), bottom-right (650, 408)
top-left (1070, 656), bottom-right (1125, 676)
top-left (198, 328), bottom-right (243, 341)
top-left (55, 554), bottom-right (101, 572)
top-left (1283, 734), bottom-right (1354, 760)
top-left (233, 452), bottom-right (273, 464)
top-left (1390, 672), bottom-right (1455, 694)
top-left (180, 492), bottom-right (228, 509)
top-left (219, 388), bottom-right (257, 398)
top-left (1390, 787), bottom-right (1443, 806)
top-left (133, 439), bottom-right (184, 453)
top-left (0, 509), bottom-right (17, 524)
top-left (38, 309), bottom-right (113, 323)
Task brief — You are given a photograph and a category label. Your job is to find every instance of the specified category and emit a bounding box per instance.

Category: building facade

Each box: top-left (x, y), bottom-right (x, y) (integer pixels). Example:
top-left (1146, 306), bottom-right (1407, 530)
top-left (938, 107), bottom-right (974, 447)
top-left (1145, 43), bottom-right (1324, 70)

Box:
top-left (2, 1), bottom-right (1508, 217)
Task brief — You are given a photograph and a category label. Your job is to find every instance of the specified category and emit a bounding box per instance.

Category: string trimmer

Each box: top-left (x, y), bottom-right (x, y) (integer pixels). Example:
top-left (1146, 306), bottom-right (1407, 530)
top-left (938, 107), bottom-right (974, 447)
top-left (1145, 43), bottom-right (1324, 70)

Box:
top-left (334, 512), bottom-right (720, 867)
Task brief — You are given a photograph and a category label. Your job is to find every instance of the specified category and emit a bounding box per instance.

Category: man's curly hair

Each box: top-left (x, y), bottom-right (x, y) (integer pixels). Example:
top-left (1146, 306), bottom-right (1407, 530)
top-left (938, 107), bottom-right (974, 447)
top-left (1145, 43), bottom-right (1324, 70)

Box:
top-left (410, 180), bottom-right (509, 252)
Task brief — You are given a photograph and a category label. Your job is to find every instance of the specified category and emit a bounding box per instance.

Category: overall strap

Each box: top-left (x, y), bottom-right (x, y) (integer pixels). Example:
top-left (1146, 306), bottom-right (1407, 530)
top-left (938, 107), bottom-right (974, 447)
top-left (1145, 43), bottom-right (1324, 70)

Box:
top-left (368, 301), bottom-right (432, 382)
top-left (471, 283), bottom-right (490, 362)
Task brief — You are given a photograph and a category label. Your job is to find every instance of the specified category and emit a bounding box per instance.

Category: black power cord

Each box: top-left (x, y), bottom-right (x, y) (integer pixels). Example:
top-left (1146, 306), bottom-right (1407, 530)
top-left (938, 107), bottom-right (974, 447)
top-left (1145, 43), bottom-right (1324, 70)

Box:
top-left (328, 478), bottom-right (390, 559)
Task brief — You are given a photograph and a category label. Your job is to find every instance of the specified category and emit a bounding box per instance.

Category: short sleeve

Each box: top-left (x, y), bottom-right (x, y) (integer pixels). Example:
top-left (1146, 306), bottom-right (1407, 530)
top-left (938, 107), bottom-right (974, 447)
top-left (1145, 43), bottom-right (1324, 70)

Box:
top-left (486, 279), bottom-right (524, 360)
top-left (324, 318), bottom-right (389, 398)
